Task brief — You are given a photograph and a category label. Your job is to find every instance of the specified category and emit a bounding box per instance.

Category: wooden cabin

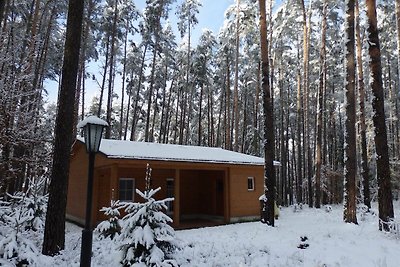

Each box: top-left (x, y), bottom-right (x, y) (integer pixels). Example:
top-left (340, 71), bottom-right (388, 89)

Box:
top-left (66, 138), bottom-right (274, 229)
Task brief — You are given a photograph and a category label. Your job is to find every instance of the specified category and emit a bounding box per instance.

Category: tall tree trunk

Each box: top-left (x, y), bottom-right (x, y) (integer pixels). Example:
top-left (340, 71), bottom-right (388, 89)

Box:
top-left (365, 0), bottom-right (394, 231)
top-left (145, 46), bottom-right (158, 142)
top-left (181, 11), bottom-right (192, 145)
top-left (343, 0), bottom-right (358, 225)
top-left (105, 0), bottom-right (119, 139)
top-left (241, 91), bottom-right (248, 153)
top-left (161, 75), bottom-right (175, 143)
top-left (207, 85), bottom-right (214, 146)
top-left (225, 59), bottom-right (232, 150)
top-left (296, 69), bottom-right (303, 203)
top-left (396, 0), bottom-right (400, 97)
top-left (164, 81), bottom-right (174, 143)
top-left (355, 0), bottom-right (371, 209)
top-left (124, 73), bottom-right (133, 140)
top-left (394, 0), bottom-right (400, 159)
top-left (159, 63), bottom-right (169, 143)
top-left (150, 86), bottom-right (159, 142)
top-left (97, 35), bottom-right (110, 117)
top-left (300, 0), bottom-right (313, 207)
top-left (198, 85), bottom-right (204, 146)
top-left (254, 61), bottom-right (261, 156)
top-left (179, 88), bottom-right (187, 144)
top-left (42, 0), bottom-right (84, 255)
top-left (173, 88), bottom-right (181, 143)
top-left (216, 82), bottom-right (225, 147)
top-left (130, 44), bottom-right (148, 141)
top-left (0, 0), bottom-right (6, 29)
top-left (279, 69), bottom-right (287, 206)
top-left (233, 0), bottom-right (240, 152)
top-left (315, 0), bottom-right (327, 209)
top-left (74, 0), bottom-right (95, 134)
top-left (259, 0), bottom-right (275, 227)
top-left (119, 20), bottom-right (129, 139)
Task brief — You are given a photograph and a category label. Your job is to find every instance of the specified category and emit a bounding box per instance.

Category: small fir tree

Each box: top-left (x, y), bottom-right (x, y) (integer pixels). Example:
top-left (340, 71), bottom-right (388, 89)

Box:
top-left (96, 190), bottom-right (122, 240)
top-left (24, 178), bottom-right (48, 231)
top-left (118, 164), bottom-right (177, 267)
top-left (0, 178), bottom-right (47, 265)
top-left (0, 206), bottom-right (40, 266)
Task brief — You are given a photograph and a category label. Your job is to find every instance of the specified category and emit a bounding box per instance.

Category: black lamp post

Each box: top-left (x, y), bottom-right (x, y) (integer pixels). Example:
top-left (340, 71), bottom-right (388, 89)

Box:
top-left (77, 115), bottom-right (108, 267)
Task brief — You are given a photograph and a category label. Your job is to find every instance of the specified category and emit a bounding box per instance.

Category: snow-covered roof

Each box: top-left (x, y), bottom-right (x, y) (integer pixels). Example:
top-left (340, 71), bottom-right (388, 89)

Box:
top-left (77, 115), bottom-right (109, 128)
top-left (76, 138), bottom-right (275, 166)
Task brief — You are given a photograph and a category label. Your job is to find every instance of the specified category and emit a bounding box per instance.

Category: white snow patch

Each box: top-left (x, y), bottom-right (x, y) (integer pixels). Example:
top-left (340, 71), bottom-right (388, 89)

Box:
top-left (27, 202), bottom-right (400, 267)
top-left (76, 138), bottom-right (280, 166)
top-left (77, 115), bottom-right (109, 128)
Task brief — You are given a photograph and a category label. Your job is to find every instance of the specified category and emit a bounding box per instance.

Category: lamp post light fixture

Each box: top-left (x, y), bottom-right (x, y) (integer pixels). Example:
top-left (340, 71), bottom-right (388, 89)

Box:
top-left (77, 115), bottom-right (108, 267)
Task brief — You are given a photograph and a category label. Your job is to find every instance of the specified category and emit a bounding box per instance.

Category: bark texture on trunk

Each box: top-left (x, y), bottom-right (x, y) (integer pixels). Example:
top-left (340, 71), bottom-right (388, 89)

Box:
top-left (355, 0), bottom-right (371, 209)
top-left (343, 0), bottom-right (358, 225)
top-left (259, 0), bottom-right (275, 226)
top-left (366, 0), bottom-right (394, 231)
top-left (315, 0), bottom-right (327, 209)
top-left (42, 0), bottom-right (84, 255)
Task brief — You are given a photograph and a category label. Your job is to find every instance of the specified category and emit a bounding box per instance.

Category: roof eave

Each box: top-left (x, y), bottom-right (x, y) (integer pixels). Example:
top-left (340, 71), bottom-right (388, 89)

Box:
top-left (105, 155), bottom-right (265, 166)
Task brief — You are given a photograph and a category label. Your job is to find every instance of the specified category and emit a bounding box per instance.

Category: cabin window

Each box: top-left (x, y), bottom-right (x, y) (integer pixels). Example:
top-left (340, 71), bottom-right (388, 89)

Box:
top-left (247, 177), bottom-right (255, 191)
top-left (119, 178), bottom-right (135, 201)
top-left (166, 178), bottom-right (174, 213)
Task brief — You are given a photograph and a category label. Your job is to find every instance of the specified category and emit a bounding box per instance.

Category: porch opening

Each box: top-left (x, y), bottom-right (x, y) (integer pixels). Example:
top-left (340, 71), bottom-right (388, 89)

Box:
top-left (178, 170), bottom-right (225, 228)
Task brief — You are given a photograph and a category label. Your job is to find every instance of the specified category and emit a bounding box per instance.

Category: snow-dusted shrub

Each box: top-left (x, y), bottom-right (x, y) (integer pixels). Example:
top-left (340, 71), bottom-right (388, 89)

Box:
top-left (96, 199), bottom-right (122, 240)
top-left (24, 178), bottom-right (48, 231)
top-left (118, 165), bottom-right (178, 267)
top-left (293, 203), bottom-right (303, 213)
top-left (4, 179), bottom-right (48, 232)
top-left (0, 199), bottom-right (11, 223)
top-left (0, 198), bottom-right (41, 265)
top-left (357, 204), bottom-right (370, 221)
top-left (0, 209), bottom-right (40, 265)
top-left (378, 218), bottom-right (400, 236)
top-left (324, 205), bottom-right (332, 213)
top-left (0, 178), bottom-right (48, 265)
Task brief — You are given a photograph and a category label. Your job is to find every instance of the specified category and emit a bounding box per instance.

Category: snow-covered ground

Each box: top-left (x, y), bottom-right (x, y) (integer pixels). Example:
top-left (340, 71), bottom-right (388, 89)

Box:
top-left (26, 201), bottom-right (399, 267)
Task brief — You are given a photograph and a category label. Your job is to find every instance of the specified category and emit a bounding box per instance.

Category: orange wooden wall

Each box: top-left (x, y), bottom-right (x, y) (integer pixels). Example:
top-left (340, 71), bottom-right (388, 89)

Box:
top-left (67, 141), bottom-right (265, 227)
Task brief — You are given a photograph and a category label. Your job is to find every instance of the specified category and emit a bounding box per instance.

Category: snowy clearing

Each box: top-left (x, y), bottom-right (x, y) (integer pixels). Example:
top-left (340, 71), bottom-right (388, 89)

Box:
top-left (7, 202), bottom-right (400, 267)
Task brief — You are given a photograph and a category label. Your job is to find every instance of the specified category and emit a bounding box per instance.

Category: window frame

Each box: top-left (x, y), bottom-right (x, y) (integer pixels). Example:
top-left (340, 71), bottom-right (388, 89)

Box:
top-left (118, 177), bottom-right (135, 202)
top-left (247, 176), bottom-right (255, 191)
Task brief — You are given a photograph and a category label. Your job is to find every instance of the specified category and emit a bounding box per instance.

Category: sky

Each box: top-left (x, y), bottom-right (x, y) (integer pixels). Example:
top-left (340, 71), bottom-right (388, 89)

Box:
top-left (44, 0), bottom-right (282, 106)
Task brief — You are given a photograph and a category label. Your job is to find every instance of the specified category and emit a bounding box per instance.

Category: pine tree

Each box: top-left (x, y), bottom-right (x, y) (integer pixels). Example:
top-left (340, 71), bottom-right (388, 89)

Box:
top-left (42, 0), bottom-right (85, 255)
top-left (365, 0), bottom-right (394, 231)
top-left (259, 0), bottom-right (276, 227)
top-left (355, 0), bottom-right (371, 209)
top-left (343, 0), bottom-right (358, 224)
top-left (0, 179), bottom-right (48, 266)
top-left (118, 165), bottom-right (177, 266)
top-left (96, 197), bottom-right (122, 240)
top-left (315, 0), bottom-right (327, 209)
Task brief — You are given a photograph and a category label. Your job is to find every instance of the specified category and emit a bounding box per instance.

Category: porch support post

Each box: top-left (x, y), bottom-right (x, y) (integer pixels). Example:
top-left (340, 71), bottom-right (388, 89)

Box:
top-left (91, 168), bottom-right (99, 227)
top-left (224, 168), bottom-right (230, 223)
top-left (173, 169), bottom-right (180, 227)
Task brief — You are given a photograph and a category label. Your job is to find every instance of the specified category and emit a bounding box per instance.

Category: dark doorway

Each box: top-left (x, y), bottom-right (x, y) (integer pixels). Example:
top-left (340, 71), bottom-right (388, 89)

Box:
top-left (179, 170), bottom-right (225, 227)
top-left (216, 178), bottom-right (224, 216)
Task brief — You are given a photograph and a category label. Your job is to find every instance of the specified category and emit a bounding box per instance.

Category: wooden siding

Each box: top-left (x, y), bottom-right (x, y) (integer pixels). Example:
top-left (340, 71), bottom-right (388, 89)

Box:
top-left (66, 144), bottom-right (89, 224)
top-left (228, 166), bottom-right (264, 219)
